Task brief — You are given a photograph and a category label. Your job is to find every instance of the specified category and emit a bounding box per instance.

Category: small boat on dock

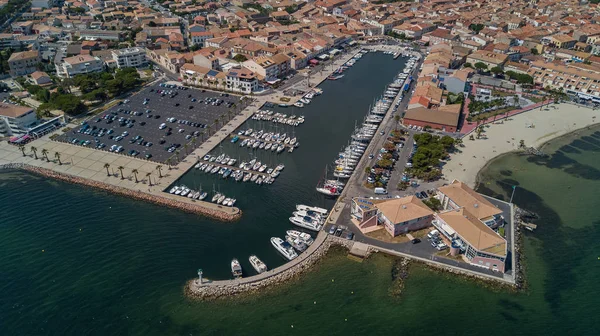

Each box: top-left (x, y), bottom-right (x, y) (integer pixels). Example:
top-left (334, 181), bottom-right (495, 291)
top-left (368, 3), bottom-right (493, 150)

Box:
top-left (249, 255), bottom-right (267, 274)
top-left (287, 230), bottom-right (314, 246)
top-left (296, 204), bottom-right (328, 216)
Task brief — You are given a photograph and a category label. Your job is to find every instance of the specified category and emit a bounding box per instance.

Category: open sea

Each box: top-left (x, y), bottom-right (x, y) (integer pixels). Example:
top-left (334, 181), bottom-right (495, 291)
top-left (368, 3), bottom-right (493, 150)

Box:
top-left (1, 53), bottom-right (599, 335)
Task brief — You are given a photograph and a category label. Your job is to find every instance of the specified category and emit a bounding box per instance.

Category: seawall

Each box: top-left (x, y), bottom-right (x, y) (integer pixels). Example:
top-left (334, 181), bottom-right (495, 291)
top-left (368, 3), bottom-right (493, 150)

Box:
top-left (0, 163), bottom-right (242, 222)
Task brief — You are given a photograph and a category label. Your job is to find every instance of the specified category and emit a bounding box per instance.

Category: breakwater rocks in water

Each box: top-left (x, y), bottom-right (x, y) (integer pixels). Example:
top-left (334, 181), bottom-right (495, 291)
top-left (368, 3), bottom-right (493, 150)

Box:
top-left (185, 236), bottom-right (353, 300)
top-left (0, 163), bottom-right (241, 222)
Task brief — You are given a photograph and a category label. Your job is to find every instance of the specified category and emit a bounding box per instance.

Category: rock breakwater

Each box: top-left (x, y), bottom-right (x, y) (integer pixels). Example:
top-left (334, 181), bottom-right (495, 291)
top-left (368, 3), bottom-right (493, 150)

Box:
top-left (0, 163), bottom-right (241, 222)
top-left (185, 235), bottom-right (352, 300)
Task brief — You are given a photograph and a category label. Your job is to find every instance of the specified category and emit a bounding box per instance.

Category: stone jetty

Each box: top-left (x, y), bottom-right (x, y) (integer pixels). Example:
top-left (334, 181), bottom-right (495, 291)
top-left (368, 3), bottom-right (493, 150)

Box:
top-left (185, 233), bottom-right (354, 300)
top-left (1, 163), bottom-right (242, 222)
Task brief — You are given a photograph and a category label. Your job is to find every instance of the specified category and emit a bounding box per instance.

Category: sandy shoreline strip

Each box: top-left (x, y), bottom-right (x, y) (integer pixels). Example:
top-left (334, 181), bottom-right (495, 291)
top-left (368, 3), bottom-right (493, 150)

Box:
top-left (444, 103), bottom-right (599, 187)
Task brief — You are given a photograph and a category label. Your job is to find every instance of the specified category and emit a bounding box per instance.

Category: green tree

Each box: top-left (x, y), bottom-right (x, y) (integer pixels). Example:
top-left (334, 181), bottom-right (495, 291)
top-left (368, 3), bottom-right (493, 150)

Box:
top-left (54, 152), bottom-right (62, 165)
top-left (18, 145), bottom-right (25, 156)
top-left (118, 166), bottom-right (125, 179)
top-left (104, 163), bottom-right (111, 176)
top-left (233, 54), bottom-right (248, 63)
top-left (474, 62), bottom-right (488, 71)
top-left (490, 66), bottom-right (503, 75)
top-left (132, 169), bottom-right (139, 183)
top-left (30, 146), bottom-right (38, 159)
top-left (469, 23), bottom-right (485, 33)
top-left (41, 148), bottom-right (49, 162)
top-left (156, 165), bottom-right (163, 178)
top-left (463, 62), bottom-right (473, 68)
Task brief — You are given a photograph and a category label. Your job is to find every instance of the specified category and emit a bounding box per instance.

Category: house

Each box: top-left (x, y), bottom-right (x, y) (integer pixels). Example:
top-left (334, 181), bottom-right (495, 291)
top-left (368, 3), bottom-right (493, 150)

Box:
top-left (193, 52), bottom-right (220, 70)
top-left (190, 31), bottom-right (214, 48)
top-left (29, 71), bottom-right (52, 86)
top-left (549, 34), bottom-right (576, 49)
top-left (55, 54), bottom-right (104, 78)
top-left (226, 66), bottom-right (259, 93)
top-left (443, 68), bottom-right (473, 94)
top-left (351, 196), bottom-right (434, 237)
top-left (466, 50), bottom-right (508, 69)
top-left (146, 49), bottom-right (186, 74)
top-left (8, 50), bottom-right (40, 77)
top-left (0, 103), bottom-right (36, 136)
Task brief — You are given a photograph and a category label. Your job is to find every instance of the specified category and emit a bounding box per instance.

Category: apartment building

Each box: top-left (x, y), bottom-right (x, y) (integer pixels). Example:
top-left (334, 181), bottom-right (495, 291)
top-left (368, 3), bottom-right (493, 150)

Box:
top-left (466, 50), bottom-right (508, 69)
top-left (0, 103), bottom-right (36, 137)
top-left (528, 60), bottom-right (600, 98)
top-left (190, 31), bottom-right (214, 48)
top-left (111, 47), bottom-right (147, 69)
top-left (8, 50), bottom-right (40, 77)
top-left (55, 55), bottom-right (104, 78)
top-left (225, 67), bottom-right (258, 93)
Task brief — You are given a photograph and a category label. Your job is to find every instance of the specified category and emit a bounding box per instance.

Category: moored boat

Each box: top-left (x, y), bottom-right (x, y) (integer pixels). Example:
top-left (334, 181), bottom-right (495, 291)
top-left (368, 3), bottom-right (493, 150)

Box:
top-left (249, 255), bottom-right (267, 274)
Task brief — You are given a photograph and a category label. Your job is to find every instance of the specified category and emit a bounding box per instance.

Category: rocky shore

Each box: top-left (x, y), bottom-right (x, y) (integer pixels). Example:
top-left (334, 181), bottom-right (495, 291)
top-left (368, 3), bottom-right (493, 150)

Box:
top-left (185, 236), bottom-right (353, 300)
top-left (0, 163), bottom-right (241, 222)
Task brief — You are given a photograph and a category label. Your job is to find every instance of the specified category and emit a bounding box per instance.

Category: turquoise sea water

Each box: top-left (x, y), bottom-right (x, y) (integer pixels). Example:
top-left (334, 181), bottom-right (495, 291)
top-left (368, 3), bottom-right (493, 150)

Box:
top-left (1, 54), bottom-right (600, 334)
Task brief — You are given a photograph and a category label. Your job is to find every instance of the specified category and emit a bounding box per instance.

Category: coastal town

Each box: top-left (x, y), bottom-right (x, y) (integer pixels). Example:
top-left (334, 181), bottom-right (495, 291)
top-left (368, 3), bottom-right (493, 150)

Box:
top-left (1, 0), bottom-right (600, 298)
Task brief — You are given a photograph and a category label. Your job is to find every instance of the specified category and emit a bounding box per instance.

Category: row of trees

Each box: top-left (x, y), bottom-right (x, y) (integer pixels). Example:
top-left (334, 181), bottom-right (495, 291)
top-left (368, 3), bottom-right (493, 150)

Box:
top-left (18, 145), bottom-right (166, 185)
top-left (468, 97), bottom-right (516, 115)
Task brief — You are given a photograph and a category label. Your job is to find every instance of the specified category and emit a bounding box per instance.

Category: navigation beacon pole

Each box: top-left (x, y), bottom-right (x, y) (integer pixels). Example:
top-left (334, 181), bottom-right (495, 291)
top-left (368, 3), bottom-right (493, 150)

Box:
top-left (197, 268), bottom-right (203, 285)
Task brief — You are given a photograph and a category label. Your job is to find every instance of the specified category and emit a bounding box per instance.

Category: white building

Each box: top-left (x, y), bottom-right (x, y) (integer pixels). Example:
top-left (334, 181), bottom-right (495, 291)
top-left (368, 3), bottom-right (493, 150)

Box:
top-left (226, 67), bottom-right (258, 94)
top-left (0, 103), bottom-right (37, 137)
top-left (112, 47), bottom-right (147, 69)
top-left (55, 55), bottom-right (104, 78)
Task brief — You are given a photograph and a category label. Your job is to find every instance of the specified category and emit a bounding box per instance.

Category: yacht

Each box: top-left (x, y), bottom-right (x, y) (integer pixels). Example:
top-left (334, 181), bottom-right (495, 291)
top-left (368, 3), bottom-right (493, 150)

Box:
top-left (243, 173), bottom-right (252, 182)
top-left (211, 193), bottom-right (221, 202)
top-left (296, 204), bottom-right (328, 215)
top-left (265, 143), bottom-right (272, 150)
top-left (293, 210), bottom-right (324, 221)
top-left (289, 216), bottom-right (323, 232)
top-left (169, 186), bottom-right (179, 194)
top-left (250, 174), bottom-right (259, 182)
top-left (204, 164), bottom-right (213, 173)
top-left (194, 162), bottom-right (201, 169)
top-left (217, 195), bottom-right (226, 204)
top-left (286, 230), bottom-right (314, 246)
top-left (258, 164), bottom-right (267, 172)
top-left (231, 258), bottom-right (242, 278)
top-left (271, 237), bottom-right (298, 261)
top-left (286, 235), bottom-right (308, 252)
top-left (293, 102), bottom-right (304, 108)
top-left (180, 187), bottom-right (190, 197)
top-left (275, 164), bottom-right (285, 171)
top-left (199, 192), bottom-right (208, 200)
top-left (316, 185), bottom-right (342, 197)
top-left (249, 255), bottom-right (267, 274)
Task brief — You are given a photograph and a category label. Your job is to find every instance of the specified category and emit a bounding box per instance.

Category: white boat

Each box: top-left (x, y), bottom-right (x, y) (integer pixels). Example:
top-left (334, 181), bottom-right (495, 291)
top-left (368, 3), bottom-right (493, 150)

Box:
top-left (287, 230), bottom-right (314, 246)
top-left (223, 198), bottom-right (231, 206)
top-left (199, 192), bottom-right (208, 200)
top-left (231, 258), bottom-right (242, 278)
top-left (258, 164), bottom-right (267, 172)
top-left (286, 235), bottom-right (308, 252)
top-left (211, 193), bottom-right (221, 202)
top-left (169, 186), bottom-right (179, 194)
top-left (230, 199), bottom-right (237, 206)
top-left (271, 237), bottom-right (298, 261)
top-left (217, 195), bottom-right (226, 204)
top-left (293, 102), bottom-right (304, 108)
top-left (249, 255), bottom-right (267, 274)
top-left (243, 173), bottom-right (252, 182)
top-left (316, 186), bottom-right (341, 197)
top-left (265, 143), bottom-right (272, 150)
top-left (180, 188), bottom-right (190, 196)
top-left (296, 204), bottom-right (328, 215)
top-left (289, 215), bottom-right (323, 232)
top-left (250, 174), bottom-right (258, 182)
top-left (194, 163), bottom-right (201, 169)
top-left (275, 164), bottom-right (285, 171)
top-left (293, 210), bottom-right (324, 221)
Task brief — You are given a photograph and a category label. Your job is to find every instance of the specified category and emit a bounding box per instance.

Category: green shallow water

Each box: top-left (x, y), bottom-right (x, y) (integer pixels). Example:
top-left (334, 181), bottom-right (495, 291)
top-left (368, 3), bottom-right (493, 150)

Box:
top-left (2, 60), bottom-right (600, 334)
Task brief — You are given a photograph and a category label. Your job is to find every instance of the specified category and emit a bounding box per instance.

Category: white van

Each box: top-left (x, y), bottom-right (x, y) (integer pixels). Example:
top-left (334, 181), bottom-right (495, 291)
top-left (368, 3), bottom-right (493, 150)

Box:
top-left (159, 123), bottom-right (167, 130)
top-left (427, 230), bottom-right (439, 239)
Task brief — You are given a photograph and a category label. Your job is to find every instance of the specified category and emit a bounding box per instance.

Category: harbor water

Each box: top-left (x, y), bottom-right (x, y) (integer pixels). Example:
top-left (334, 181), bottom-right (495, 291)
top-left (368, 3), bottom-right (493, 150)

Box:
top-left (2, 53), bottom-right (599, 334)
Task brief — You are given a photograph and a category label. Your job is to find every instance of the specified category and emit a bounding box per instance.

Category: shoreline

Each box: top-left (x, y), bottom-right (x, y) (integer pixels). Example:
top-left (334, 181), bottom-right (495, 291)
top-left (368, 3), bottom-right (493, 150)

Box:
top-left (444, 103), bottom-right (600, 188)
top-left (473, 121), bottom-right (600, 188)
top-left (0, 163), bottom-right (242, 222)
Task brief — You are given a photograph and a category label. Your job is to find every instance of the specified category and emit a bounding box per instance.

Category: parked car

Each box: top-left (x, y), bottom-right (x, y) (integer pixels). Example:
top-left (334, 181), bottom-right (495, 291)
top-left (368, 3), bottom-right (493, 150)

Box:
top-left (328, 225), bottom-right (337, 235)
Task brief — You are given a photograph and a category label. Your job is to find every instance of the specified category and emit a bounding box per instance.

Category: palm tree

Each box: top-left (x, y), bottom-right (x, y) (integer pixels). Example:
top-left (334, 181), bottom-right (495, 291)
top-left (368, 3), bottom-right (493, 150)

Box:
top-left (214, 118), bottom-right (219, 128)
top-left (156, 165), bottom-right (163, 177)
top-left (41, 148), bottom-right (49, 162)
top-left (30, 146), bottom-right (38, 159)
top-left (455, 138), bottom-right (463, 147)
top-left (198, 78), bottom-right (203, 87)
top-left (18, 145), bottom-right (25, 156)
top-left (54, 152), bottom-right (62, 165)
top-left (519, 140), bottom-right (525, 149)
top-left (206, 125), bottom-right (211, 136)
top-left (166, 158), bottom-right (172, 170)
top-left (132, 169), bottom-right (139, 183)
top-left (199, 132), bottom-right (205, 142)
top-left (183, 143), bottom-right (189, 155)
top-left (104, 163), bottom-right (111, 176)
top-left (191, 137), bottom-right (196, 148)
top-left (118, 166), bottom-right (125, 179)
top-left (175, 150), bottom-right (181, 162)
top-left (146, 172), bottom-right (152, 186)
top-left (476, 126), bottom-right (484, 139)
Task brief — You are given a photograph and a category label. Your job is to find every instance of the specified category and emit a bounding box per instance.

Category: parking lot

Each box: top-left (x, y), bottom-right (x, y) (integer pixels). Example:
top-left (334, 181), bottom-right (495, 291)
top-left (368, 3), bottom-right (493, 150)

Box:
top-left (56, 82), bottom-right (248, 163)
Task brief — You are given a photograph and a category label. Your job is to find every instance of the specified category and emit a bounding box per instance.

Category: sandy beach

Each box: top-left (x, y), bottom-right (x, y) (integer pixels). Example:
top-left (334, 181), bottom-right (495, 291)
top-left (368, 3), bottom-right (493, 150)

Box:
top-left (444, 103), bottom-right (599, 187)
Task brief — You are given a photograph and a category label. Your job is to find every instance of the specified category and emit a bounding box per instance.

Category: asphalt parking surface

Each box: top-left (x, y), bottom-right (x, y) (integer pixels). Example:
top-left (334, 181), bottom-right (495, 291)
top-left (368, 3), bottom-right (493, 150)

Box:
top-left (56, 82), bottom-right (249, 163)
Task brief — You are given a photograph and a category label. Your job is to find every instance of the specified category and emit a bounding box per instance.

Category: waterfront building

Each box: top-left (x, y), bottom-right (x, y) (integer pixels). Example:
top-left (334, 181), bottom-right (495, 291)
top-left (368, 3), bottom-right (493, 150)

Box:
top-left (55, 55), bottom-right (104, 78)
top-left (527, 60), bottom-right (600, 98)
top-left (351, 196), bottom-right (434, 237)
top-left (402, 105), bottom-right (461, 132)
top-left (432, 208), bottom-right (507, 273)
top-left (225, 67), bottom-right (258, 93)
top-left (8, 50), bottom-right (41, 77)
top-left (111, 47), bottom-right (147, 69)
top-left (436, 180), bottom-right (504, 229)
top-left (0, 103), bottom-right (36, 137)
